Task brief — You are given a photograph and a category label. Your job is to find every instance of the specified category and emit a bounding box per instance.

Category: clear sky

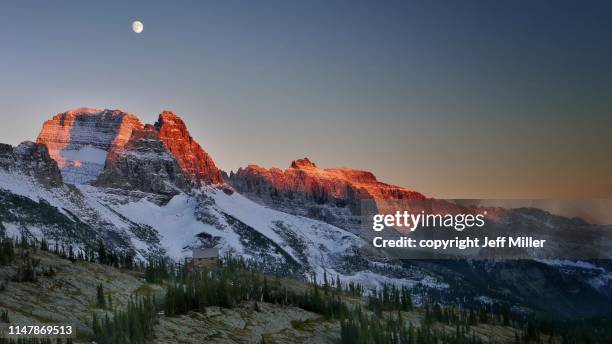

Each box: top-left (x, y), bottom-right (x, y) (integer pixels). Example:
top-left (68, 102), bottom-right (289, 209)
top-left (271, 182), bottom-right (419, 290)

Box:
top-left (1, 0), bottom-right (611, 198)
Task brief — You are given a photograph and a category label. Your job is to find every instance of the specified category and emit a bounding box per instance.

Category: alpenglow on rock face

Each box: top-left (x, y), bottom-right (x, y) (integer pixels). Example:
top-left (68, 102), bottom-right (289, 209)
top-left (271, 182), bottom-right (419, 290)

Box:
top-left (94, 124), bottom-right (192, 196)
top-left (36, 108), bottom-right (143, 184)
top-left (228, 158), bottom-right (427, 231)
top-left (155, 111), bottom-right (224, 185)
top-left (36, 108), bottom-right (223, 189)
top-left (228, 158), bottom-right (505, 232)
top-left (2, 107), bottom-right (612, 319)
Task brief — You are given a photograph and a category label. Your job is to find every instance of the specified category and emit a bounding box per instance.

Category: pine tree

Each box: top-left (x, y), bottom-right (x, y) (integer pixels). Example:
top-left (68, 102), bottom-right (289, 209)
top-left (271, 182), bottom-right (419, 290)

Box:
top-left (107, 293), bottom-right (113, 310)
top-left (323, 270), bottom-right (329, 294)
top-left (97, 240), bottom-right (107, 264)
top-left (97, 283), bottom-right (106, 309)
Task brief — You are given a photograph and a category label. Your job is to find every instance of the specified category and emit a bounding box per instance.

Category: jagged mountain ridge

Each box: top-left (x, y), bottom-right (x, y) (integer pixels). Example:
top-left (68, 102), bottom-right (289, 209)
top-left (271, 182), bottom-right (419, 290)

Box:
top-left (155, 111), bottom-right (223, 185)
top-left (227, 158), bottom-right (428, 231)
top-left (36, 108), bottom-right (223, 188)
top-left (231, 157), bottom-right (426, 204)
top-left (0, 141), bottom-right (160, 252)
top-left (0, 108), bottom-right (446, 292)
top-left (0, 141), bottom-right (63, 187)
top-left (225, 158), bottom-right (612, 317)
top-left (227, 158), bottom-right (507, 232)
top-left (0, 140), bottom-right (442, 291)
top-left (0, 108), bottom-right (610, 318)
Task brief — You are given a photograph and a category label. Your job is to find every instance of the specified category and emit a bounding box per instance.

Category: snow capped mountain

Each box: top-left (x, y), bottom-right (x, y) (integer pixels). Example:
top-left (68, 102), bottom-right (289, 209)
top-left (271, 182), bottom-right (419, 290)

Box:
top-left (0, 142), bottom-right (442, 290)
top-left (0, 109), bottom-right (446, 291)
top-left (36, 108), bottom-right (143, 184)
top-left (0, 142), bottom-right (160, 254)
top-left (36, 108), bottom-right (223, 187)
top-left (1, 107), bottom-right (611, 316)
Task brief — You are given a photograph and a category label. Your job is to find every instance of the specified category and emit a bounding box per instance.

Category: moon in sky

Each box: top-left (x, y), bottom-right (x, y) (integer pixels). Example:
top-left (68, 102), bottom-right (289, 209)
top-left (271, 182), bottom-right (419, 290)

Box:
top-left (132, 20), bottom-right (144, 34)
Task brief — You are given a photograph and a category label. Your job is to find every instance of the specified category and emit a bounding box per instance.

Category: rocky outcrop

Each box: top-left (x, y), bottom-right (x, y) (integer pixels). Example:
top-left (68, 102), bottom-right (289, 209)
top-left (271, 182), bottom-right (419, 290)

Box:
top-left (0, 141), bottom-right (63, 187)
top-left (233, 158), bottom-right (427, 203)
top-left (155, 111), bottom-right (223, 185)
top-left (36, 108), bottom-right (143, 184)
top-left (228, 158), bottom-right (428, 230)
top-left (94, 124), bottom-right (191, 196)
top-left (228, 158), bottom-right (505, 231)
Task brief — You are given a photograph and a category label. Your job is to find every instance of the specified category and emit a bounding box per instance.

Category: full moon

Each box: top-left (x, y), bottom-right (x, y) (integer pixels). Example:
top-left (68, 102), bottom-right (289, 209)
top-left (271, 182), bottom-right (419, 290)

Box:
top-left (132, 20), bottom-right (143, 34)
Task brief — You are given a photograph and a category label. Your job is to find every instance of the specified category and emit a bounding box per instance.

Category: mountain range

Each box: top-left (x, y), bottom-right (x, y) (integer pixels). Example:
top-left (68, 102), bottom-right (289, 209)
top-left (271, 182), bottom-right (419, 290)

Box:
top-left (1, 108), bottom-right (611, 319)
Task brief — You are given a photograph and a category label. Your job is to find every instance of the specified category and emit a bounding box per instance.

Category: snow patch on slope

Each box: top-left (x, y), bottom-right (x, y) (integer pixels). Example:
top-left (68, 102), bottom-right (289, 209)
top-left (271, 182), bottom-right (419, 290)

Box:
top-left (60, 145), bottom-right (108, 184)
top-left (211, 188), bottom-right (358, 256)
top-left (0, 170), bottom-right (69, 213)
top-left (0, 168), bottom-right (448, 292)
top-left (109, 192), bottom-right (243, 259)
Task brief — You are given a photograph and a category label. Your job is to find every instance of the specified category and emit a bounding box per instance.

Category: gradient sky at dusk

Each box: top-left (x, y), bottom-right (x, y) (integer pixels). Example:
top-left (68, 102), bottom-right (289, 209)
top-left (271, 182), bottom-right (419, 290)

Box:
top-left (1, 0), bottom-right (611, 198)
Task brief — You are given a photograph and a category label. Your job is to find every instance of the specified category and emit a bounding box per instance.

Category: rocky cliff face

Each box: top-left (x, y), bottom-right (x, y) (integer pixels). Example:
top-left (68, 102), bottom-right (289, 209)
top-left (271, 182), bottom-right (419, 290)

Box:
top-left (228, 158), bottom-right (428, 231)
top-left (155, 111), bottom-right (224, 185)
top-left (231, 158), bottom-right (426, 202)
top-left (36, 109), bottom-right (223, 192)
top-left (36, 108), bottom-right (143, 184)
top-left (94, 124), bottom-right (192, 196)
top-left (228, 159), bottom-right (507, 232)
top-left (0, 141), bottom-right (63, 187)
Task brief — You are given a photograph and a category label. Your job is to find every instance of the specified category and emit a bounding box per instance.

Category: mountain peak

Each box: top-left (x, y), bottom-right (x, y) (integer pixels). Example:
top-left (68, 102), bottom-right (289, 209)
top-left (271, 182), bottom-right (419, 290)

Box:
top-left (290, 158), bottom-right (317, 169)
top-left (157, 110), bottom-right (183, 123)
top-left (36, 109), bottom-right (143, 184)
top-left (36, 108), bottom-right (223, 187)
top-left (154, 110), bottom-right (224, 185)
top-left (64, 107), bottom-right (100, 116)
top-left (58, 108), bottom-right (140, 121)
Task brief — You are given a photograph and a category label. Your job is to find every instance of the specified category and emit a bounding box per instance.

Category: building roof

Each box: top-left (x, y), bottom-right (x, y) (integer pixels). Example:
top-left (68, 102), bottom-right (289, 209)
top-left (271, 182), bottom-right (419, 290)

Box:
top-left (193, 247), bottom-right (219, 259)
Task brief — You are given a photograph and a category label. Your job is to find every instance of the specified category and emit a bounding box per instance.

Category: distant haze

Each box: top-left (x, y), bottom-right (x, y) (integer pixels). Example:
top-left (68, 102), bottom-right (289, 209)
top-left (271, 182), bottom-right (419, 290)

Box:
top-left (1, 1), bottom-right (610, 198)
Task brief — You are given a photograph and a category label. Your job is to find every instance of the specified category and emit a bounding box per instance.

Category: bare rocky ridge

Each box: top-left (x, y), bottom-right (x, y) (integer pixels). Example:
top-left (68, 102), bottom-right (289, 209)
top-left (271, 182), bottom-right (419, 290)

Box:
top-left (155, 111), bottom-right (224, 185)
top-left (227, 158), bottom-right (507, 233)
top-left (0, 141), bottom-right (63, 187)
top-left (227, 158), bottom-right (428, 231)
top-left (234, 157), bottom-right (426, 202)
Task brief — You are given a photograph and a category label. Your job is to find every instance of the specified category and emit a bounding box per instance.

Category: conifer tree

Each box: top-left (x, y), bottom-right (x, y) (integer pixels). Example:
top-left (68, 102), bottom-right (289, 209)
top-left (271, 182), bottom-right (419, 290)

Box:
top-left (97, 283), bottom-right (106, 309)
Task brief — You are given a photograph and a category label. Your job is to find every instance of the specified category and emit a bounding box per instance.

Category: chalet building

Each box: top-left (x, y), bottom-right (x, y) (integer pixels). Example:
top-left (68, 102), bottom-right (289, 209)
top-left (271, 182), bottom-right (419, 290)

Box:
top-left (191, 247), bottom-right (219, 269)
